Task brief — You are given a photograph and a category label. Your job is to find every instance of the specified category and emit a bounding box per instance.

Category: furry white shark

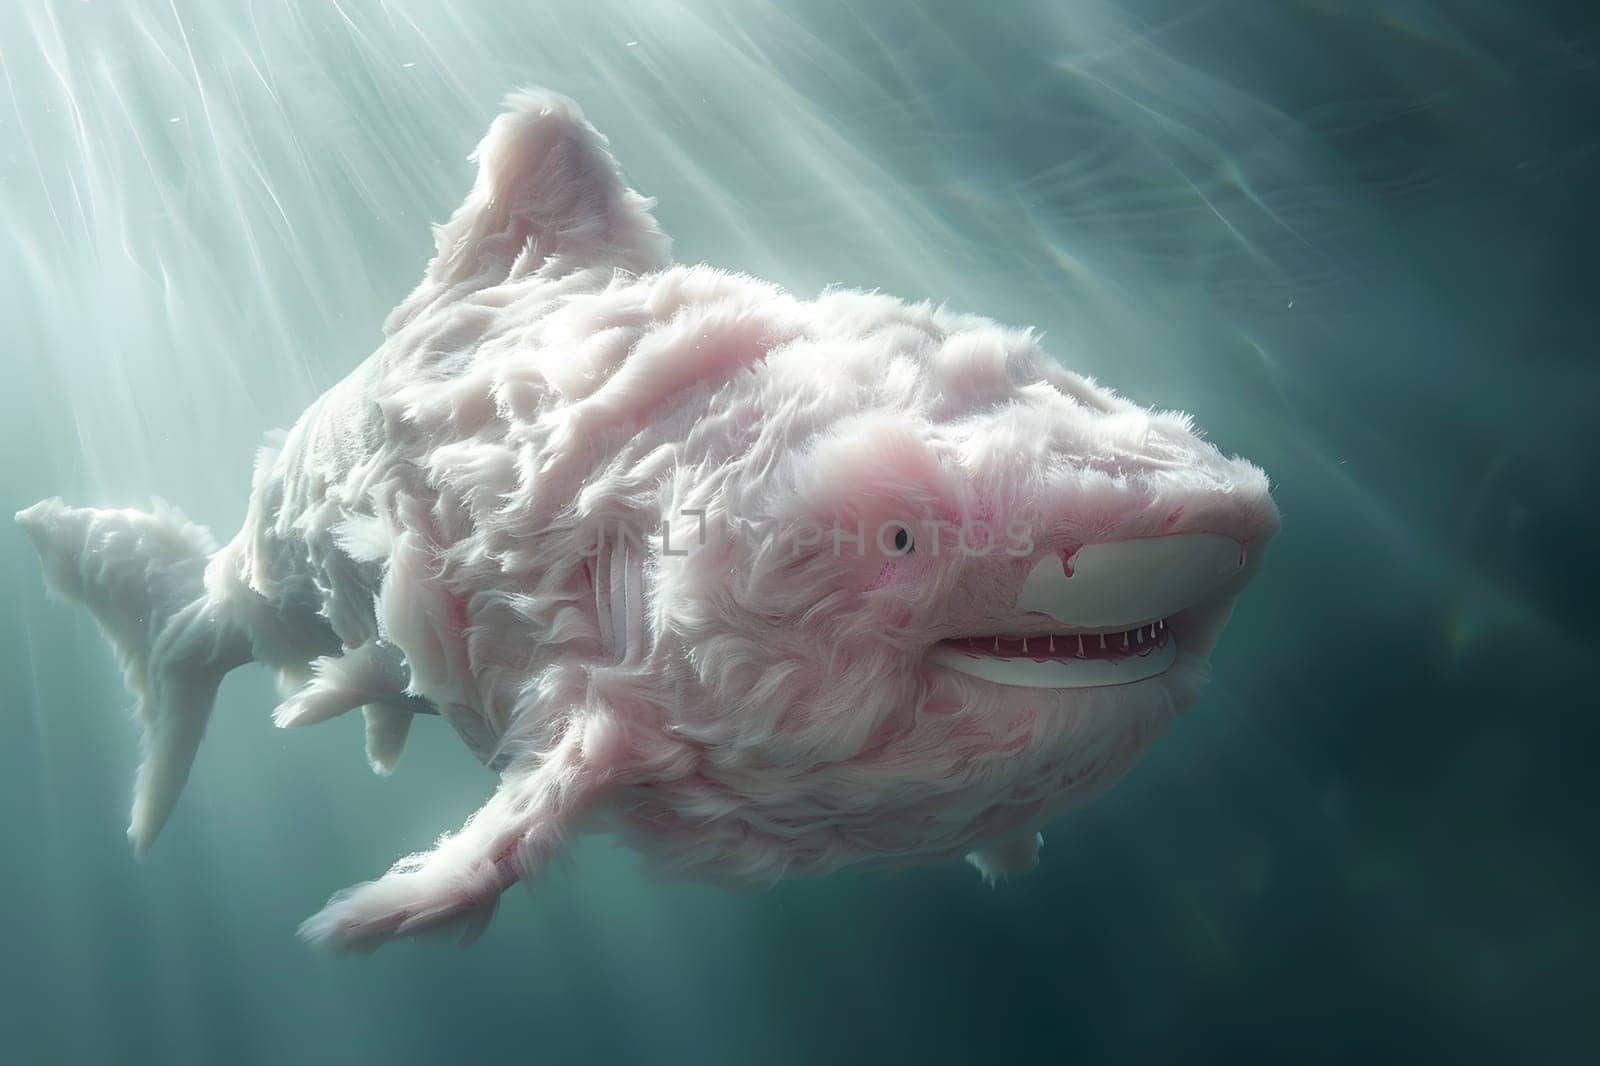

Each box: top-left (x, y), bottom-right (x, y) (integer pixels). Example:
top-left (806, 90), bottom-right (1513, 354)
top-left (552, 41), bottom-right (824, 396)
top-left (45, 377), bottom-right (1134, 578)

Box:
top-left (16, 90), bottom-right (1279, 951)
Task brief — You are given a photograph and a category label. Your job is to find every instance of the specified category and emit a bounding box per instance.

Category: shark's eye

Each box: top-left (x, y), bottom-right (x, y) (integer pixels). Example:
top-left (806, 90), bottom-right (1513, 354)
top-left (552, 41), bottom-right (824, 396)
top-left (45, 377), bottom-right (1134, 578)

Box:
top-left (893, 526), bottom-right (914, 554)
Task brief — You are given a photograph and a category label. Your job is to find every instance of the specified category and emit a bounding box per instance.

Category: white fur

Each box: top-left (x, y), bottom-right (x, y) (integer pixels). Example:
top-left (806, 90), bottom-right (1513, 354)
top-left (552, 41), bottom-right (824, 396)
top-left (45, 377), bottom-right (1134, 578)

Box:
top-left (15, 497), bottom-right (252, 853)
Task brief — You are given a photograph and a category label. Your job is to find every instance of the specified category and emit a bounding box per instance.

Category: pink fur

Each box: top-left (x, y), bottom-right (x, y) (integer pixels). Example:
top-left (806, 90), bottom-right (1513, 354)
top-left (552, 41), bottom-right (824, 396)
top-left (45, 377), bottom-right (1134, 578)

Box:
top-left (18, 89), bottom-right (1278, 950)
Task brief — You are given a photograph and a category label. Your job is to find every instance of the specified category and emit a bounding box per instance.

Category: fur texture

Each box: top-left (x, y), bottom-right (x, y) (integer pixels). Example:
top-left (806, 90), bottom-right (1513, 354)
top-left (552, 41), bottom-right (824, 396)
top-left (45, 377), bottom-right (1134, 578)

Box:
top-left (17, 89), bottom-right (1278, 951)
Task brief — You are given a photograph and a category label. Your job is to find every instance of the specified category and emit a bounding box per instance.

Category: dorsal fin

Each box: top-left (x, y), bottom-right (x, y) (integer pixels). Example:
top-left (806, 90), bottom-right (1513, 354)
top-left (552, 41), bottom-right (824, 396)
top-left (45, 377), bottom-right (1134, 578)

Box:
top-left (387, 89), bottom-right (671, 333)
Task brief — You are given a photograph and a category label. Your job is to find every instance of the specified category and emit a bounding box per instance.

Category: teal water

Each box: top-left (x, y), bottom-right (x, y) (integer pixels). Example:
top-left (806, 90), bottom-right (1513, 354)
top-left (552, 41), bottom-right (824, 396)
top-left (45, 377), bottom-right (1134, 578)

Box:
top-left (2, 1), bottom-right (1595, 1062)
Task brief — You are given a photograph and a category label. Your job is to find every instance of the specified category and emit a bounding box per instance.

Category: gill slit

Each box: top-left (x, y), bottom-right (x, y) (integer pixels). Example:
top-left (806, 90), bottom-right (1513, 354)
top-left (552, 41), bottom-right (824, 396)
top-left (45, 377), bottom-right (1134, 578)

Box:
top-left (596, 534), bottom-right (646, 664)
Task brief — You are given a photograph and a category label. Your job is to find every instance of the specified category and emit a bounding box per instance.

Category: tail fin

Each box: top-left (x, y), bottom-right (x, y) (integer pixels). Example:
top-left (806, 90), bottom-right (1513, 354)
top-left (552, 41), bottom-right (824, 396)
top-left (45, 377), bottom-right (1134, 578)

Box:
top-left (16, 498), bottom-right (252, 853)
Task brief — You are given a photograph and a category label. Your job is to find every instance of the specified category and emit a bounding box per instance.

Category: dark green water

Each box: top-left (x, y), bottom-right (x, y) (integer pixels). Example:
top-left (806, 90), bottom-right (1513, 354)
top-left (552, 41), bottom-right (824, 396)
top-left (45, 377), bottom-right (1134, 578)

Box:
top-left (2, 1), bottom-right (1595, 1062)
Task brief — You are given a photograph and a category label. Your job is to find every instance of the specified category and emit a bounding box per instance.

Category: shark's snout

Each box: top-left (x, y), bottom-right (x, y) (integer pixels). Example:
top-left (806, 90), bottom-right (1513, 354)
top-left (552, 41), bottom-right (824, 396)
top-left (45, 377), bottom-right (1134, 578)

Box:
top-left (1017, 533), bottom-right (1246, 629)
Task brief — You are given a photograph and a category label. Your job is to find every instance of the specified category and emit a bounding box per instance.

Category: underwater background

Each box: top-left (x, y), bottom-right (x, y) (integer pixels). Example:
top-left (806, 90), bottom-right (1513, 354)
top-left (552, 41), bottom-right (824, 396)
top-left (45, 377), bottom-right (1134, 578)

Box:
top-left (2, 1), bottom-right (1595, 1062)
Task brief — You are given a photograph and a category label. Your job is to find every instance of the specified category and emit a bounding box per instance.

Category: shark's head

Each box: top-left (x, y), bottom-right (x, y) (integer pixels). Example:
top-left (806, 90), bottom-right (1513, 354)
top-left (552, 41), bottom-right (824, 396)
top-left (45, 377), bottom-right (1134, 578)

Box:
top-left (649, 289), bottom-right (1278, 861)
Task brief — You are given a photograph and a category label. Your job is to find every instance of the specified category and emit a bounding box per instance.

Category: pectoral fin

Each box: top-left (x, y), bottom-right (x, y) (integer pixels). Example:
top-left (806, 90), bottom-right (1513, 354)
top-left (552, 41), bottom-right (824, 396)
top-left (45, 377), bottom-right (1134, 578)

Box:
top-left (299, 719), bottom-right (610, 952)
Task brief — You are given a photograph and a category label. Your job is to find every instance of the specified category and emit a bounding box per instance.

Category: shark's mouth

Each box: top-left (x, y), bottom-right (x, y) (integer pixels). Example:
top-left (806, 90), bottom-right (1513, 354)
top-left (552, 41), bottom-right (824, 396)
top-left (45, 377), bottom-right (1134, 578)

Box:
top-left (929, 620), bottom-right (1176, 689)
top-left (923, 532), bottom-right (1250, 690)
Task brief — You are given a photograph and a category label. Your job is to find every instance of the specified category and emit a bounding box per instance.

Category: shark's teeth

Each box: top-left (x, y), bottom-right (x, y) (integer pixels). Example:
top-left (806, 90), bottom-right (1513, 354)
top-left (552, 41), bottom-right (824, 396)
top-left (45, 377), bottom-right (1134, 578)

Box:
top-left (938, 620), bottom-right (1176, 670)
top-left (931, 632), bottom-right (1177, 689)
